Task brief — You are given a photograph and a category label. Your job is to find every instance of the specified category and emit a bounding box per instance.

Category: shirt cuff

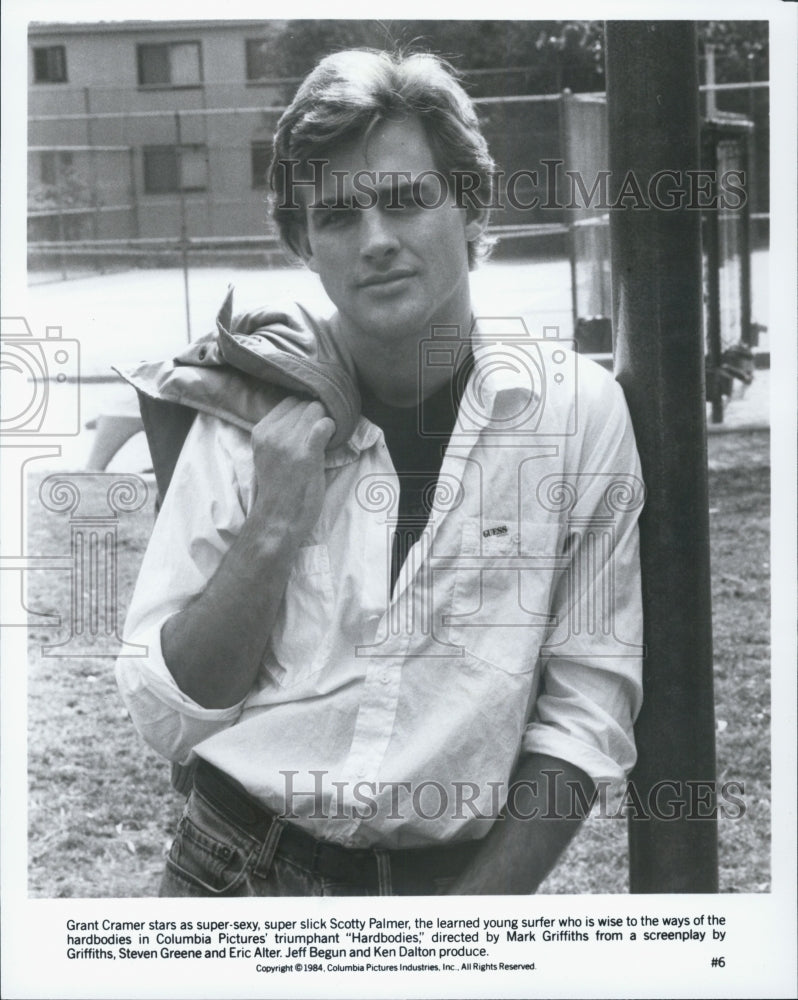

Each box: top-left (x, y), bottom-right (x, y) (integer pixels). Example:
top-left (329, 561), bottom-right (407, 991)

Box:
top-left (116, 618), bottom-right (246, 762)
top-left (522, 721), bottom-right (637, 788)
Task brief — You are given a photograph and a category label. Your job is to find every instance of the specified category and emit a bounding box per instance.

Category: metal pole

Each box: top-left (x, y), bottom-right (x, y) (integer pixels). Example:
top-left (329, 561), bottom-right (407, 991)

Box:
top-left (55, 153), bottom-right (67, 280)
top-left (746, 54), bottom-right (759, 225)
top-left (738, 132), bottom-right (753, 348)
top-left (703, 129), bottom-right (725, 424)
top-left (175, 111), bottom-right (192, 342)
top-left (559, 91), bottom-right (580, 336)
top-left (605, 21), bottom-right (719, 893)
top-left (85, 87), bottom-right (102, 264)
top-left (705, 44), bottom-right (718, 118)
top-left (128, 146), bottom-right (141, 240)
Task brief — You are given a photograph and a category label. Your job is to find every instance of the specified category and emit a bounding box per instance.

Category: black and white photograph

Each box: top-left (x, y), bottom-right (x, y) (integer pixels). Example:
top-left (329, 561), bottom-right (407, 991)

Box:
top-left (1, 3), bottom-right (796, 998)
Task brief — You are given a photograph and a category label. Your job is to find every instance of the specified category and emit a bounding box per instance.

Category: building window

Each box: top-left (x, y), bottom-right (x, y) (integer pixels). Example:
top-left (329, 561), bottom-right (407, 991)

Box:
top-left (143, 146), bottom-right (207, 194)
top-left (137, 42), bottom-right (202, 88)
top-left (251, 142), bottom-right (271, 188)
top-left (245, 39), bottom-right (273, 81)
top-left (39, 150), bottom-right (74, 187)
top-left (33, 45), bottom-right (67, 83)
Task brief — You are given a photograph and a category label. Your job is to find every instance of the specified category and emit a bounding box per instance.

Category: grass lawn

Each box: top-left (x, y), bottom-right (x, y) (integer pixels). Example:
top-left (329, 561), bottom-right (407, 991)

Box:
top-left (26, 430), bottom-right (771, 897)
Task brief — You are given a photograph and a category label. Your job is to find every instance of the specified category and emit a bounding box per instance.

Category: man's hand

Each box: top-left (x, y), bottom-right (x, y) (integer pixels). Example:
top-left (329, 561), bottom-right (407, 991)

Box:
top-left (250, 397), bottom-right (336, 547)
top-left (161, 397), bottom-right (335, 709)
top-left (447, 754), bottom-right (595, 895)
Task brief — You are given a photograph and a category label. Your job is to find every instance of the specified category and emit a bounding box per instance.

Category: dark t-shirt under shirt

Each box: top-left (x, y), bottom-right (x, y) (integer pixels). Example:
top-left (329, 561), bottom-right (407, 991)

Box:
top-left (359, 369), bottom-right (466, 593)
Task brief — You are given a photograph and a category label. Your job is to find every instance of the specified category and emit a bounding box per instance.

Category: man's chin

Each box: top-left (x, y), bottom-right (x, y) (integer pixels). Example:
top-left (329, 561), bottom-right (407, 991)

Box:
top-left (345, 300), bottom-right (434, 341)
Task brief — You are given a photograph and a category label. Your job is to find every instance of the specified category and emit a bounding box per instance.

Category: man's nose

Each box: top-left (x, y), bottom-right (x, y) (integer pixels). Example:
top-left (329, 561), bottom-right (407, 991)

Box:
top-left (360, 208), bottom-right (399, 261)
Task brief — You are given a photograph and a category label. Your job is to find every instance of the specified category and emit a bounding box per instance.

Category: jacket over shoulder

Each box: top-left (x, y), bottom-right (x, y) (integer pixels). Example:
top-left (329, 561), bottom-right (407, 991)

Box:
top-left (114, 287), bottom-right (361, 500)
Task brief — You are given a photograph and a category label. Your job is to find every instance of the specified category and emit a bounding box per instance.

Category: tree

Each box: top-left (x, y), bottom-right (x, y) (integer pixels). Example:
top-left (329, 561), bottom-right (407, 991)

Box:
top-left (258, 20), bottom-right (607, 99)
top-left (698, 20), bottom-right (769, 83)
top-left (258, 20), bottom-right (767, 101)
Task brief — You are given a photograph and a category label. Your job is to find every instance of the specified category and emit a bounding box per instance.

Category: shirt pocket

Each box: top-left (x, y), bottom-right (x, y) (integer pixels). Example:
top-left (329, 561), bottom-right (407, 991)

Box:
top-left (445, 519), bottom-right (562, 675)
top-left (268, 544), bottom-right (335, 687)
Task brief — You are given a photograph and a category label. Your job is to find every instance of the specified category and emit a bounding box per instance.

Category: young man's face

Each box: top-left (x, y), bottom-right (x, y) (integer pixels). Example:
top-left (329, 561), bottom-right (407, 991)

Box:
top-left (302, 116), bottom-right (485, 352)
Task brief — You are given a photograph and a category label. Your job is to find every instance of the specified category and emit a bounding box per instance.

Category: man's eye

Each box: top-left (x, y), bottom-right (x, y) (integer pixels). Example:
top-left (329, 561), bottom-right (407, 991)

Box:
top-left (381, 190), bottom-right (418, 211)
top-left (315, 206), bottom-right (357, 227)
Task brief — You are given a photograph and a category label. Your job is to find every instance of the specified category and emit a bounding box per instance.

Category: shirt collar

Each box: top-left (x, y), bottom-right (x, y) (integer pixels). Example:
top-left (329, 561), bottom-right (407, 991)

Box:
top-left (330, 316), bottom-right (550, 461)
top-left (461, 316), bottom-right (544, 429)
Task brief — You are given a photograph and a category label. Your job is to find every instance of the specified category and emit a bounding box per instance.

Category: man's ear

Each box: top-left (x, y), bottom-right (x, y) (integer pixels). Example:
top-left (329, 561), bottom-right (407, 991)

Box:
top-left (295, 228), bottom-right (318, 272)
top-left (464, 204), bottom-right (489, 243)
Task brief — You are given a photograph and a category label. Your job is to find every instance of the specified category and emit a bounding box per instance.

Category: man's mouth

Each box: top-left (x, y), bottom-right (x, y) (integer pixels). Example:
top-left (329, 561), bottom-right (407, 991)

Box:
top-left (358, 270), bottom-right (415, 289)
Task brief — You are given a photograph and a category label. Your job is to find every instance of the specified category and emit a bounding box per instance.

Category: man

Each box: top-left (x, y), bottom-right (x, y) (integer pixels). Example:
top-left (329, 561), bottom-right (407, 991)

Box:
top-left (117, 49), bottom-right (644, 896)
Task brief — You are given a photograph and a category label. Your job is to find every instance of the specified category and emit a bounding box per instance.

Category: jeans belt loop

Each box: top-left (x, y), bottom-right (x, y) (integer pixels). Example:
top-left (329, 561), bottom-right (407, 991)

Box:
top-left (252, 812), bottom-right (285, 878)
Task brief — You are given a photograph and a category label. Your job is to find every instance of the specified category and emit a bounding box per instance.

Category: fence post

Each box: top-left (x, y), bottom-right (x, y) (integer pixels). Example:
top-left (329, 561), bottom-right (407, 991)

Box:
top-left (738, 131), bottom-right (754, 348)
top-left (175, 111), bottom-right (192, 342)
top-left (84, 86), bottom-right (102, 261)
top-left (703, 128), bottom-right (724, 424)
top-left (128, 146), bottom-right (140, 240)
top-left (559, 90), bottom-right (580, 334)
top-left (605, 21), bottom-right (719, 893)
top-left (55, 152), bottom-right (67, 280)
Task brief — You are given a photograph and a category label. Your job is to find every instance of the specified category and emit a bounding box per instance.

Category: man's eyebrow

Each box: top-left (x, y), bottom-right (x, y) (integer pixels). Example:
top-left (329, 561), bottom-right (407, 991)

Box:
top-left (375, 174), bottom-right (443, 193)
top-left (374, 171), bottom-right (414, 189)
top-left (309, 196), bottom-right (353, 209)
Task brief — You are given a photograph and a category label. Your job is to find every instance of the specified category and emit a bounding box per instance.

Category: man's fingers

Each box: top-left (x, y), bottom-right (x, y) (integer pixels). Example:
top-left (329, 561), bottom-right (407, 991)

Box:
top-left (260, 395), bottom-right (307, 422)
top-left (252, 398), bottom-right (335, 451)
top-left (293, 400), bottom-right (329, 438)
top-left (292, 403), bottom-right (336, 453)
top-left (252, 396), bottom-right (315, 437)
top-left (307, 416), bottom-right (337, 451)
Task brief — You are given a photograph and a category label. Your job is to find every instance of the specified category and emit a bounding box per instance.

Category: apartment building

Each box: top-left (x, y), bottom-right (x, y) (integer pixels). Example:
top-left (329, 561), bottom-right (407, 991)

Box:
top-left (28, 19), bottom-right (580, 254)
top-left (28, 20), bottom-right (292, 243)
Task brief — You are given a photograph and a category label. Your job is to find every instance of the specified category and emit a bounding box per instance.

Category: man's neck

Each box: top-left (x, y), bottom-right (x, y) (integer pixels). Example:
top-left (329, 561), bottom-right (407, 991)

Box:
top-left (336, 302), bottom-right (475, 408)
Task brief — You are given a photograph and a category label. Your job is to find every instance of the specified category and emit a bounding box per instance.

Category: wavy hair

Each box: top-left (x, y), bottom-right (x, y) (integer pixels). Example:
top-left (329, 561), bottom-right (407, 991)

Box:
top-left (269, 49), bottom-right (496, 268)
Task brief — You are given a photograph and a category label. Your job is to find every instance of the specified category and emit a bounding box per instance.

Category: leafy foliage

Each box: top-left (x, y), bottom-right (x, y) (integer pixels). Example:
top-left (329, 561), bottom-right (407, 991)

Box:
top-left (257, 20), bottom-right (766, 100)
top-left (699, 20), bottom-right (769, 83)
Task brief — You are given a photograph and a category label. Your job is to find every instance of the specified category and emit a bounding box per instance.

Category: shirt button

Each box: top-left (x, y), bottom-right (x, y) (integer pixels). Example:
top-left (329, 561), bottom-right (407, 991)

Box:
top-left (381, 673), bottom-right (390, 685)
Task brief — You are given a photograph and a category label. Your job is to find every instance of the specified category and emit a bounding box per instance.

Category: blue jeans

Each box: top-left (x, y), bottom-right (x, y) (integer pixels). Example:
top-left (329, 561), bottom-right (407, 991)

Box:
top-left (159, 762), bottom-right (477, 897)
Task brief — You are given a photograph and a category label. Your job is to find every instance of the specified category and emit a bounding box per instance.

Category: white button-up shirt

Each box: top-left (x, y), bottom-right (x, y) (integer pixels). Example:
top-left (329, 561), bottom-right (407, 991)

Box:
top-left (117, 336), bottom-right (644, 849)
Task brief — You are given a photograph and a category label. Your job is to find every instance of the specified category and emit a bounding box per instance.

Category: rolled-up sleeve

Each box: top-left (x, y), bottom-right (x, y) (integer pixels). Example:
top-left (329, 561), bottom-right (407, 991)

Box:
top-left (522, 372), bottom-right (644, 785)
top-left (116, 412), bottom-right (253, 762)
